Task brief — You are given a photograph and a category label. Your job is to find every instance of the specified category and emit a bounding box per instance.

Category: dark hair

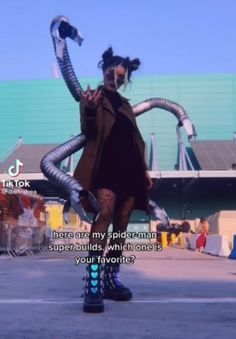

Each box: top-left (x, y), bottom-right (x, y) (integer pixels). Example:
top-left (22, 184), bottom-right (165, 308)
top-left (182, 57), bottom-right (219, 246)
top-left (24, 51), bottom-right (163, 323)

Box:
top-left (98, 47), bottom-right (140, 81)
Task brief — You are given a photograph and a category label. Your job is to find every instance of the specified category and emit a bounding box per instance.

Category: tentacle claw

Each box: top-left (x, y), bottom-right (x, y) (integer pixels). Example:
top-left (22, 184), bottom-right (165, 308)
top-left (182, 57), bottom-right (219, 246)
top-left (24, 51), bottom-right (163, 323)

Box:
top-left (50, 15), bottom-right (84, 102)
top-left (70, 188), bottom-right (100, 224)
top-left (62, 189), bottom-right (100, 224)
top-left (148, 199), bottom-right (170, 227)
top-left (63, 200), bottom-right (71, 224)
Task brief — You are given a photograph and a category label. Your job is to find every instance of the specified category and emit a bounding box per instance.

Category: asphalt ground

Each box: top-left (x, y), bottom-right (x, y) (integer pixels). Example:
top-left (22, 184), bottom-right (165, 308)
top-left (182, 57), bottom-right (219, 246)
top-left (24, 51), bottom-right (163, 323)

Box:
top-left (0, 246), bottom-right (236, 339)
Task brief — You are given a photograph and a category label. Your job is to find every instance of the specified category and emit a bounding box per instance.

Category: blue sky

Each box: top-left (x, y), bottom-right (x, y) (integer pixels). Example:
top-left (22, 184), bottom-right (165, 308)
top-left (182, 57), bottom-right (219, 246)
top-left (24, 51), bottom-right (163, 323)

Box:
top-left (1, 0), bottom-right (236, 80)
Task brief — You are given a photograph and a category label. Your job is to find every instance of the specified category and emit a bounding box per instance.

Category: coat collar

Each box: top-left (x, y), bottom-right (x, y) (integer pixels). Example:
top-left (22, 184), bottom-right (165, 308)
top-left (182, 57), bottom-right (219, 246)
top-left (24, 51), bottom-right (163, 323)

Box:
top-left (98, 85), bottom-right (130, 102)
top-left (99, 85), bottom-right (132, 118)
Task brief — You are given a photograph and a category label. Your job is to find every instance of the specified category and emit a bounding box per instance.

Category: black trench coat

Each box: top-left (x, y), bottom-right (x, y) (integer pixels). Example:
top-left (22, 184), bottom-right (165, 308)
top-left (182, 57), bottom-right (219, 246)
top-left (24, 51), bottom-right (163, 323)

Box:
top-left (73, 87), bottom-right (149, 211)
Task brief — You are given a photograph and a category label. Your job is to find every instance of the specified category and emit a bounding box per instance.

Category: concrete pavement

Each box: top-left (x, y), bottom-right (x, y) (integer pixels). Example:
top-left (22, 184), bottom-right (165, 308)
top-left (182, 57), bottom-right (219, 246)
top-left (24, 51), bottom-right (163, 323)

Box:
top-left (0, 247), bottom-right (236, 338)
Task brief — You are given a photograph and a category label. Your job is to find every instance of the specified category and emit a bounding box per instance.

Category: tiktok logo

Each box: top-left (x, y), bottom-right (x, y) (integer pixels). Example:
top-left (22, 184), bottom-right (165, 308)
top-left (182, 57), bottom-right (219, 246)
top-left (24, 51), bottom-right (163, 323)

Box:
top-left (7, 159), bottom-right (24, 177)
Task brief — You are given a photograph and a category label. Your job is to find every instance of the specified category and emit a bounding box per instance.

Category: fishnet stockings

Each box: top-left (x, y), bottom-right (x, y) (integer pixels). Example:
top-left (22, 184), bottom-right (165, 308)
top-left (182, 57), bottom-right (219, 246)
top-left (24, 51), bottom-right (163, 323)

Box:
top-left (89, 189), bottom-right (135, 258)
top-left (107, 196), bottom-right (135, 258)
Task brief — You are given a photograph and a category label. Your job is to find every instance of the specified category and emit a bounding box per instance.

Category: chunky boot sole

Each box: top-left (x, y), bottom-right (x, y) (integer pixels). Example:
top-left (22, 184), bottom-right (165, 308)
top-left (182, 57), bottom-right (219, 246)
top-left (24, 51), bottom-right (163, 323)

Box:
top-left (103, 289), bottom-right (132, 301)
top-left (83, 300), bottom-right (104, 313)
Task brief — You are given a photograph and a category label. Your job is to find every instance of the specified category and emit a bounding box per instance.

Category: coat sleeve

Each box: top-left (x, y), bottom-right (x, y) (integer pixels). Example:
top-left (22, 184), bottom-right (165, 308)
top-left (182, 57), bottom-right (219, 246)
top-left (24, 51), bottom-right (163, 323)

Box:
top-left (134, 123), bottom-right (149, 171)
top-left (79, 99), bottom-right (98, 138)
top-left (142, 148), bottom-right (149, 170)
top-left (126, 101), bottom-right (149, 171)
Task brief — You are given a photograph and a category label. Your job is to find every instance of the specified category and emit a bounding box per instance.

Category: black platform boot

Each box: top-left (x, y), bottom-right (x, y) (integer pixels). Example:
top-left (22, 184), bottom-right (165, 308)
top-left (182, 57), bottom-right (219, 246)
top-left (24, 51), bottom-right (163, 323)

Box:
top-left (103, 263), bottom-right (132, 301)
top-left (83, 259), bottom-right (104, 313)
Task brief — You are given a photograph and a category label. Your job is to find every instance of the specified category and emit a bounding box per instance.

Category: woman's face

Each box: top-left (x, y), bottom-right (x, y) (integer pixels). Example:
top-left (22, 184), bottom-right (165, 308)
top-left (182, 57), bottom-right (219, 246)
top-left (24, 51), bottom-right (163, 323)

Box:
top-left (103, 64), bottom-right (126, 92)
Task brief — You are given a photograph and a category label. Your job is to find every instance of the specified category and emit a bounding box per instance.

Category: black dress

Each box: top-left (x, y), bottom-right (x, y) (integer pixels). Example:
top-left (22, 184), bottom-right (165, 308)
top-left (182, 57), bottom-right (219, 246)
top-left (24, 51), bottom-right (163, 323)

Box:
top-left (94, 89), bottom-right (145, 199)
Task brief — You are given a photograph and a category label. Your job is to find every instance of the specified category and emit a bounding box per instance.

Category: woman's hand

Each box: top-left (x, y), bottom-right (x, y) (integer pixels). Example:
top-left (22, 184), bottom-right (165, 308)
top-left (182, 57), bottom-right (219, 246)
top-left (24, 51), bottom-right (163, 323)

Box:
top-left (81, 85), bottom-right (102, 109)
top-left (145, 170), bottom-right (153, 189)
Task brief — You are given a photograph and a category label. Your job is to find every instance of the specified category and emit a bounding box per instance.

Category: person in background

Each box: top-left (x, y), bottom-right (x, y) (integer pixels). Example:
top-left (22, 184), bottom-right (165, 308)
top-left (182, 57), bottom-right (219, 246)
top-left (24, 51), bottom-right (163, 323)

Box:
top-left (196, 217), bottom-right (209, 252)
top-left (180, 220), bottom-right (191, 233)
top-left (179, 219), bottom-right (193, 249)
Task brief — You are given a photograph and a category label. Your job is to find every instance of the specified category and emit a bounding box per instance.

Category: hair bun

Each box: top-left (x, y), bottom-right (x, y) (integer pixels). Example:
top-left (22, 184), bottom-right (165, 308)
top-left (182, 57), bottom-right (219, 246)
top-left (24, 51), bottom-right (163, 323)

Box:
top-left (129, 58), bottom-right (141, 71)
top-left (102, 47), bottom-right (113, 62)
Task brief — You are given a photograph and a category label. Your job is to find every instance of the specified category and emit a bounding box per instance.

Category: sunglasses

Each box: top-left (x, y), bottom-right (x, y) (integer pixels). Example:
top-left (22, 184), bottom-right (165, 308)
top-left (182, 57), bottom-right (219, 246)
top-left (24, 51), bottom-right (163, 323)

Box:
top-left (105, 69), bottom-right (126, 86)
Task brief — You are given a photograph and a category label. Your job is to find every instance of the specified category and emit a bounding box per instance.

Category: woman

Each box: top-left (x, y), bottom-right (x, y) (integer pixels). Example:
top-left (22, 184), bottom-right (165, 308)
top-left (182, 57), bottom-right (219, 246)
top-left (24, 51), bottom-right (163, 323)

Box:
top-left (196, 217), bottom-right (209, 252)
top-left (74, 47), bottom-right (152, 312)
